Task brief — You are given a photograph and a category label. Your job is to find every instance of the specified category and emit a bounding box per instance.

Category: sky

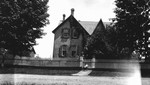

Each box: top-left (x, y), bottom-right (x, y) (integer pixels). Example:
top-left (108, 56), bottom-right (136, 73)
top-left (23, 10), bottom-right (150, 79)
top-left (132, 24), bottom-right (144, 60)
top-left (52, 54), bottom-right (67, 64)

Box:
top-left (34, 0), bottom-right (116, 59)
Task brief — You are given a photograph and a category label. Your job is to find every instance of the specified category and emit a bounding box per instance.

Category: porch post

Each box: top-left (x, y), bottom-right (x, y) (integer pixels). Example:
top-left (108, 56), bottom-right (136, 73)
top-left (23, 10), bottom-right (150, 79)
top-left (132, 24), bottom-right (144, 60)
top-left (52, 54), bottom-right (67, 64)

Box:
top-left (91, 56), bottom-right (96, 68)
top-left (80, 56), bottom-right (83, 67)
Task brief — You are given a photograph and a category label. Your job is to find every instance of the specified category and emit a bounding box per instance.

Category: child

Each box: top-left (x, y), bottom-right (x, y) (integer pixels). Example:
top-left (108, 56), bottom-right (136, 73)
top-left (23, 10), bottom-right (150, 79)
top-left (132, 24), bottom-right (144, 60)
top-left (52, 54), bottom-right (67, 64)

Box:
top-left (83, 64), bottom-right (88, 70)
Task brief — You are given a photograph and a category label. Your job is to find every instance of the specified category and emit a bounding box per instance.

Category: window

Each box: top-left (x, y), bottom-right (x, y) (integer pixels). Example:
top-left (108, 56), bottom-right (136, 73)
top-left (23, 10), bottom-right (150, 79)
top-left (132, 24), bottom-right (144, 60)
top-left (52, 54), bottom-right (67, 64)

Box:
top-left (72, 51), bottom-right (76, 57)
top-left (62, 28), bottom-right (70, 38)
top-left (70, 45), bottom-right (78, 57)
top-left (72, 27), bottom-right (79, 39)
top-left (59, 45), bottom-right (68, 58)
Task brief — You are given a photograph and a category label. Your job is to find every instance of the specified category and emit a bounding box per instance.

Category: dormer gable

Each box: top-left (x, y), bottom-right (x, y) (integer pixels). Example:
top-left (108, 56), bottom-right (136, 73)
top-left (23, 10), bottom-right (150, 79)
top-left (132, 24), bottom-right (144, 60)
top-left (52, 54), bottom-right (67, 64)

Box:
top-left (92, 19), bottom-right (106, 36)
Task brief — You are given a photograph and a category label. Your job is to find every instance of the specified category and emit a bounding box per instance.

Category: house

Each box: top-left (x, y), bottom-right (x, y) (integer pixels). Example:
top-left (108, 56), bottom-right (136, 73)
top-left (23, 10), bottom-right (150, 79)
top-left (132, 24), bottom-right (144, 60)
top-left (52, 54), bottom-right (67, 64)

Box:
top-left (52, 8), bottom-right (110, 60)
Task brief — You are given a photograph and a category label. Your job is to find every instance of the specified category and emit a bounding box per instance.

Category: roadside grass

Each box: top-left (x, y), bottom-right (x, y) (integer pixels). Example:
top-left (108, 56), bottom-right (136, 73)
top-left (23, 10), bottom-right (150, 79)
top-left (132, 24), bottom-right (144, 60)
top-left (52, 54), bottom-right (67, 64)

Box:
top-left (1, 82), bottom-right (68, 85)
top-left (0, 65), bottom-right (81, 75)
top-left (89, 70), bottom-right (133, 77)
top-left (14, 68), bottom-right (80, 75)
top-left (0, 65), bottom-right (150, 77)
top-left (89, 69), bottom-right (150, 77)
top-left (1, 82), bottom-right (13, 85)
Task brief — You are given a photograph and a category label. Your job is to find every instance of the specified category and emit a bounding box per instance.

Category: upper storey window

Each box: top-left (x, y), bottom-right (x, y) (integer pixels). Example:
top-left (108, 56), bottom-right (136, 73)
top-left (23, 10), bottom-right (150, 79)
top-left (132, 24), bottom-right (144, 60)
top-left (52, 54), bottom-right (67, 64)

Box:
top-left (62, 28), bottom-right (70, 39)
top-left (72, 27), bottom-right (79, 39)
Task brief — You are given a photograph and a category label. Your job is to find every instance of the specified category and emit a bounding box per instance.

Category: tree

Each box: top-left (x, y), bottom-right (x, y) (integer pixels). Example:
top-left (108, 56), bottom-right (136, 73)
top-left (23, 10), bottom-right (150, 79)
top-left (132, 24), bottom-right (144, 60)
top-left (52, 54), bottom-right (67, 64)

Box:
top-left (0, 0), bottom-right (49, 56)
top-left (84, 20), bottom-right (112, 59)
top-left (113, 0), bottom-right (150, 59)
top-left (104, 25), bottom-right (120, 58)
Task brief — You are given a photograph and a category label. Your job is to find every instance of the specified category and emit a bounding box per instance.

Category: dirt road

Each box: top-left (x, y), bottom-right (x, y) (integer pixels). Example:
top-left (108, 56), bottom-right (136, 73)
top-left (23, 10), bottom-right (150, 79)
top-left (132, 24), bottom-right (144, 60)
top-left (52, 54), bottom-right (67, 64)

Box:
top-left (0, 74), bottom-right (150, 85)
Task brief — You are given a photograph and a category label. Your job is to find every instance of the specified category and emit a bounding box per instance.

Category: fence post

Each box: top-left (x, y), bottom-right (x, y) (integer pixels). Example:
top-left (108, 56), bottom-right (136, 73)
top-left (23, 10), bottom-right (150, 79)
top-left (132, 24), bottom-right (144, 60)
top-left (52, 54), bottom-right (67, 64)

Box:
top-left (92, 56), bottom-right (96, 68)
top-left (80, 56), bottom-right (83, 67)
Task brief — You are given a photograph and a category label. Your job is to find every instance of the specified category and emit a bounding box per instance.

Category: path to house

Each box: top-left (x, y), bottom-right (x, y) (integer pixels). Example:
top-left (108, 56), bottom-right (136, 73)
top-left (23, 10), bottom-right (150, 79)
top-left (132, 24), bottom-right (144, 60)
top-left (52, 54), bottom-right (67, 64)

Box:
top-left (0, 74), bottom-right (150, 85)
top-left (72, 70), bottom-right (92, 76)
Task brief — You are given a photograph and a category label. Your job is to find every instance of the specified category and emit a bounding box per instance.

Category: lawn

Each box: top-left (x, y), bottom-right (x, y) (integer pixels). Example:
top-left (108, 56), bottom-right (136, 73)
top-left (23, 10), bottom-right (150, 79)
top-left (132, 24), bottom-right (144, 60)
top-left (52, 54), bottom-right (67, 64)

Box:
top-left (0, 65), bottom-right (150, 77)
top-left (0, 65), bottom-right (150, 85)
top-left (0, 74), bottom-right (150, 85)
top-left (0, 65), bottom-right (81, 75)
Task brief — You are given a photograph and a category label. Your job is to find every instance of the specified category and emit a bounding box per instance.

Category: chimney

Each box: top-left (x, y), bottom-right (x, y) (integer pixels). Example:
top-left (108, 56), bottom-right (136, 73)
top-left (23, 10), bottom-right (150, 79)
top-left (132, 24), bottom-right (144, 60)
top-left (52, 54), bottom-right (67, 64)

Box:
top-left (63, 14), bottom-right (66, 21)
top-left (71, 8), bottom-right (75, 16)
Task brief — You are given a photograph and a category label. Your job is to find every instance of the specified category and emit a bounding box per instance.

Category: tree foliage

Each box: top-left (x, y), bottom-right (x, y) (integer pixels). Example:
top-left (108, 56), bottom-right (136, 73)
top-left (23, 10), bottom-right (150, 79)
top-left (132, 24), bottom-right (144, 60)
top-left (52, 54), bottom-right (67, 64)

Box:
top-left (84, 23), bottom-right (122, 59)
top-left (84, 0), bottom-right (150, 60)
top-left (114, 0), bottom-right (150, 59)
top-left (84, 20), bottom-right (115, 59)
top-left (0, 0), bottom-right (49, 56)
top-left (84, 31), bottom-right (107, 59)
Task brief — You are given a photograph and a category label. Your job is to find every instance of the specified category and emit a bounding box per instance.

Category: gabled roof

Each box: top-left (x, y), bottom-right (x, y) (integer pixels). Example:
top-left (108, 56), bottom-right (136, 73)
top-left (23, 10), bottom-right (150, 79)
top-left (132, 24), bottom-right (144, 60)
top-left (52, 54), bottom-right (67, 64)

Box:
top-left (79, 21), bottom-right (98, 35)
top-left (52, 15), bottom-right (71, 33)
top-left (91, 19), bottom-right (106, 36)
top-left (52, 14), bottom-right (110, 35)
top-left (52, 15), bottom-right (89, 35)
top-left (79, 21), bottom-right (111, 35)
